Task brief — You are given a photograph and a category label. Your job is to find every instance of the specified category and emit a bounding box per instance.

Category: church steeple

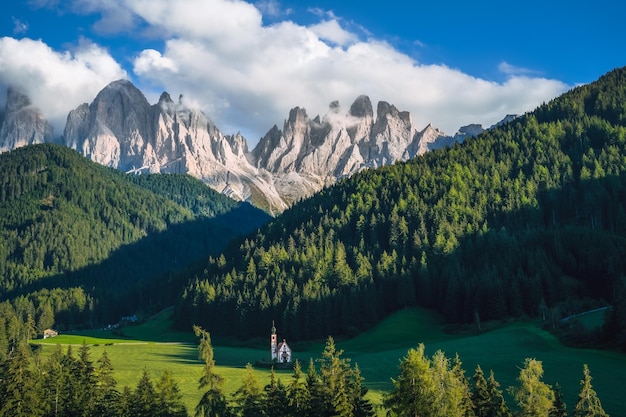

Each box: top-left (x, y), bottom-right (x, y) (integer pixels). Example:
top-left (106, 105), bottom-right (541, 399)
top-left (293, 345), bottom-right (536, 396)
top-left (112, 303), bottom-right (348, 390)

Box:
top-left (270, 321), bottom-right (278, 361)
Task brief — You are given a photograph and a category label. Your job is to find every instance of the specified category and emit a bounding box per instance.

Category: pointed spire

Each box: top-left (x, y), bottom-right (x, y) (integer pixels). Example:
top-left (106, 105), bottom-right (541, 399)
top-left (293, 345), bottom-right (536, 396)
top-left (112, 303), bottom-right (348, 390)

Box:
top-left (271, 320), bottom-right (276, 335)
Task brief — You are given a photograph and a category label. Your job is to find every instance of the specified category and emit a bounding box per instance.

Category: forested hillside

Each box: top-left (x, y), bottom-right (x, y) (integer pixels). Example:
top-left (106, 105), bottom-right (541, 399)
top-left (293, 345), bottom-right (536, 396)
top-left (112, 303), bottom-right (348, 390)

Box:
top-left (0, 144), bottom-right (269, 353)
top-left (175, 67), bottom-right (626, 344)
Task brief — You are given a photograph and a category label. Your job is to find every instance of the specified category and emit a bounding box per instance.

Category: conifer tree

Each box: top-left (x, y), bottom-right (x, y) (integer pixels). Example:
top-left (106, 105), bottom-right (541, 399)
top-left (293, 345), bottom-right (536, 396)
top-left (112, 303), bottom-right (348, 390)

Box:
top-left (156, 369), bottom-right (188, 417)
top-left (194, 325), bottom-right (232, 417)
top-left (385, 345), bottom-right (481, 417)
top-left (60, 344), bottom-right (81, 416)
top-left (0, 342), bottom-right (43, 417)
top-left (305, 358), bottom-right (325, 417)
top-left (77, 341), bottom-right (97, 416)
top-left (573, 365), bottom-right (608, 417)
top-left (383, 343), bottom-right (434, 417)
top-left (450, 353), bottom-right (475, 417)
top-left (287, 360), bottom-right (309, 416)
top-left (40, 344), bottom-right (65, 417)
top-left (350, 364), bottom-right (375, 417)
top-left (486, 370), bottom-right (512, 417)
top-left (264, 368), bottom-right (289, 417)
top-left (233, 363), bottom-right (266, 417)
top-left (118, 386), bottom-right (134, 417)
top-left (550, 383), bottom-right (568, 417)
top-left (318, 336), bottom-right (354, 417)
top-left (93, 350), bottom-right (120, 417)
top-left (132, 369), bottom-right (159, 417)
top-left (472, 365), bottom-right (492, 417)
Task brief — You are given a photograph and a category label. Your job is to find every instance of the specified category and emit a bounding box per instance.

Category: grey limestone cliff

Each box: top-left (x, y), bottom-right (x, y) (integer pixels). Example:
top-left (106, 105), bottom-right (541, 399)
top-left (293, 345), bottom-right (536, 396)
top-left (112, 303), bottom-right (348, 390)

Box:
top-left (0, 80), bottom-right (505, 214)
top-left (0, 86), bottom-right (54, 152)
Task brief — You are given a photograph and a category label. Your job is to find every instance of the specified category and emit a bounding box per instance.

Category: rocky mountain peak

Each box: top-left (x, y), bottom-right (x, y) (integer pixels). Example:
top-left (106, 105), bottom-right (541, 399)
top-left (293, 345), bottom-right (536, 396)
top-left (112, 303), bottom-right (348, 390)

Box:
top-left (158, 91), bottom-right (174, 105)
top-left (490, 114), bottom-right (518, 129)
top-left (64, 79), bottom-right (153, 169)
top-left (6, 86), bottom-right (32, 112)
top-left (376, 101), bottom-right (395, 119)
top-left (157, 92), bottom-right (176, 116)
top-left (457, 123), bottom-right (484, 137)
top-left (227, 132), bottom-right (249, 156)
top-left (0, 86), bottom-right (54, 152)
top-left (287, 106), bottom-right (308, 126)
top-left (349, 95), bottom-right (373, 119)
top-left (93, 79), bottom-right (149, 110)
top-left (379, 100), bottom-right (413, 123)
top-left (416, 123), bottom-right (450, 155)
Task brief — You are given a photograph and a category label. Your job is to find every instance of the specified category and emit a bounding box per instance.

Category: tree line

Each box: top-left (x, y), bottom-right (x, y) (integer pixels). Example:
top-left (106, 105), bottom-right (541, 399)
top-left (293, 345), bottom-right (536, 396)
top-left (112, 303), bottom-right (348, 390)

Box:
top-left (175, 67), bottom-right (626, 346)
top-left (0, 329), bottom-right (610, 417)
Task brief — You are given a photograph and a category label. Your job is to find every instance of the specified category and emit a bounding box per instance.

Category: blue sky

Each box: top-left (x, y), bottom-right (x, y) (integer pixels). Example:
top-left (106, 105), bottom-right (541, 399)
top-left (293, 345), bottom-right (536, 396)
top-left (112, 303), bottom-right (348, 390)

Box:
top-left (1, 0), bottom-right (624, 145)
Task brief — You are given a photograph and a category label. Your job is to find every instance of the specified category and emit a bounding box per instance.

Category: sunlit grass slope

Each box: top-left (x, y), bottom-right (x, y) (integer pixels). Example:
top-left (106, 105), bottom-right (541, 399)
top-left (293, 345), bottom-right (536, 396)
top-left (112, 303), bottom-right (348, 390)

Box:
top-left (34, 307), bottom-right (626, 416)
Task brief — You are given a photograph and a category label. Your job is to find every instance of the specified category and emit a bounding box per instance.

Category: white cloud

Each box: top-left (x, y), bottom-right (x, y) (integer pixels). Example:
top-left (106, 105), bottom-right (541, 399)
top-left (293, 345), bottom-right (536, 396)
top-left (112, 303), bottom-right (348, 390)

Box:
top-left (499, 61), bottom-right (539, 77)
top-left (3, 0), bottom-right (570, 145)
top-left (255, 0), bottom-right (291, 18)
top-left (309, 20), bottom-right (358, 46)
top-left (124, 0), bottom-right (568, 142)
top-left (127, 0), bottom-right (263, 43)
top-left (0, 36), bottom-right (127, 134)
top-left (12, 18), bottom-right (29, 34)
top-left (134, 49), bottom-right (178, 74)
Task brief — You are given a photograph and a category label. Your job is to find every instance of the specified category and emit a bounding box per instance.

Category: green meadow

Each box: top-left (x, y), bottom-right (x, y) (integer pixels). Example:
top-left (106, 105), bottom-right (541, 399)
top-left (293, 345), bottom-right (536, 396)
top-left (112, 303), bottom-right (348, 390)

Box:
top-left (34, 307), bottom-right (626, 415)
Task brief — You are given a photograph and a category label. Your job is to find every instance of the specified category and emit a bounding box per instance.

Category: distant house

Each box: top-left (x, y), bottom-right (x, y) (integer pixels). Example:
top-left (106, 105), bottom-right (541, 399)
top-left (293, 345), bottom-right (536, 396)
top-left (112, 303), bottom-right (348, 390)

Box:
top-left (270, 321), bottom-right (292, 363)
top-left (43, 328), bottom-right (58, 339)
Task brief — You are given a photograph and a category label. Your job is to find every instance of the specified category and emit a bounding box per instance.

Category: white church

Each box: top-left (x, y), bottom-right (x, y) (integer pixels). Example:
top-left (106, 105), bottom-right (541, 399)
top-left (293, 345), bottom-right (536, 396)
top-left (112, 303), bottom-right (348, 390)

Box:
top-left (270, 321), bottom-right (292, 363)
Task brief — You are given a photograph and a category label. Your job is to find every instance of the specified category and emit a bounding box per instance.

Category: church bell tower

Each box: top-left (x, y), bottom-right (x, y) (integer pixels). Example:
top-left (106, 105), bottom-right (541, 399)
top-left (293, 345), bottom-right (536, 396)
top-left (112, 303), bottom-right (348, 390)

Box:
top-left (270, 321), bottom-right (277, 361)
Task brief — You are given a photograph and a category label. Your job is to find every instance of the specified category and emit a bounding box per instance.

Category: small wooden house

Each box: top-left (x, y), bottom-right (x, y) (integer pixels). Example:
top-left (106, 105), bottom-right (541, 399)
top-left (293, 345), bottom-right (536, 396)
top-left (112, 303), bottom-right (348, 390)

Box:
top-left (43, 328), bottom-right (58, 339)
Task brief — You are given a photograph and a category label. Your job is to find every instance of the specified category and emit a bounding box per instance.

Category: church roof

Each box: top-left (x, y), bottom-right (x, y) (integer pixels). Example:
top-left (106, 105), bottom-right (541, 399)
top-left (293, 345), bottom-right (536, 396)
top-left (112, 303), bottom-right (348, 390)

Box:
top-left (277, 339), bottom-right (290, 351)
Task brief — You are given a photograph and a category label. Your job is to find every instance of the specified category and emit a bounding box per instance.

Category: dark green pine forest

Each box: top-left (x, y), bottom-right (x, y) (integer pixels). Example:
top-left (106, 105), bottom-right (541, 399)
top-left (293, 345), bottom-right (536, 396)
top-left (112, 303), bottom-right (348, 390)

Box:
top-left (175, 67), bottom-right (626, 346)
top-left (0, 144), bottom-right (269, 354)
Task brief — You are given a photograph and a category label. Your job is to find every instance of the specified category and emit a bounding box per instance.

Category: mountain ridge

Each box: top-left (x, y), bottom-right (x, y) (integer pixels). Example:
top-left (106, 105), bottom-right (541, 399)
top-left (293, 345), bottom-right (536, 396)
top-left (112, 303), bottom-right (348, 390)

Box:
top-left (0, 79), bottom-right (514, 213)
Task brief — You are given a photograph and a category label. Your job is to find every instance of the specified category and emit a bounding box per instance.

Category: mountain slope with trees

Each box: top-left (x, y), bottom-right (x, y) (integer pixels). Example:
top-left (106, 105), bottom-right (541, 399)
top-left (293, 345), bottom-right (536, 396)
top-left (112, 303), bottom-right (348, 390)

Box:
top-left (0, 143), bottom-right (269, 350)
top-left (175, 67), bottom-right (626, 345)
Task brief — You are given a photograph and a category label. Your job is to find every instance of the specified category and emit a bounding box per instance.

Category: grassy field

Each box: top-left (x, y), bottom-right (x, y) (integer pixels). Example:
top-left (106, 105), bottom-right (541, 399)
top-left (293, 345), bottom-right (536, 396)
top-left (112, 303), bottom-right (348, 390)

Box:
top-left (34, 307), bottom-right (626, 415)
